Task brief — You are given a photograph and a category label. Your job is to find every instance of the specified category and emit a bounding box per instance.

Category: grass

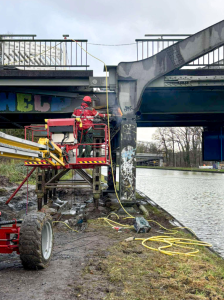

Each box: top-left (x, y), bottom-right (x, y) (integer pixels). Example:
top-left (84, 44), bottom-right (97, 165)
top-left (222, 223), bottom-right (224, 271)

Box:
top-left (0, 160), bottom-right (73, 184)
top-left (0, 160), bottom-right (36, 184)
top-left (84, 218), bottom-right (224, 300)
top-left (137, 166), bottom-right (224, 173)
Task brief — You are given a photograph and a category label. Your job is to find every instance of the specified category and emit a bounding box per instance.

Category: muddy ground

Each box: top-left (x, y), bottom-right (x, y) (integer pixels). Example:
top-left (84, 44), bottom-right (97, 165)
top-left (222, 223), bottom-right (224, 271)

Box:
top-left (0, 226), bottom-right (121, 300)
top-left (1, 177), bottom-right (224, 300)
top-left (0, 175), bottom-right (170, 300)
top-left (0, 176), bottom-right (126, 300)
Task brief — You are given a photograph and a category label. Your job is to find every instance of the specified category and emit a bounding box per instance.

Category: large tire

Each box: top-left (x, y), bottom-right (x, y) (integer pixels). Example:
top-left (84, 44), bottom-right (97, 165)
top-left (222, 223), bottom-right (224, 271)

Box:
top-left (19, 212), bottom-right (53, 270)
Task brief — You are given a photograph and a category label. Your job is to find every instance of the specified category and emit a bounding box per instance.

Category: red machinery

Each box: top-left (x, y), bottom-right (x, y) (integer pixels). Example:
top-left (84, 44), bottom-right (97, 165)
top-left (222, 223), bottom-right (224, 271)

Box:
top-left (24, 118), bottom-right (110, 169)
top-left (0, 213), bottom-right (21, 255)
top-left (0, 117), bottom-right (111, 269)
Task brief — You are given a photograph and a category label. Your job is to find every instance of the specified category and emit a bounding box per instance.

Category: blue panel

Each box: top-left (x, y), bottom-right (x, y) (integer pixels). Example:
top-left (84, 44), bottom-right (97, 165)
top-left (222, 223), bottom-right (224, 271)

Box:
top-left (203, 129), bottom-right (224, 161)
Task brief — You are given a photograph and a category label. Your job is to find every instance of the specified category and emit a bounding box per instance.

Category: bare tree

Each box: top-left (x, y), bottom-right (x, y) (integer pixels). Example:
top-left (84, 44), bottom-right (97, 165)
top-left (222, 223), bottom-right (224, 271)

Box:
top-left (153, 127), bottom-right (203, 167)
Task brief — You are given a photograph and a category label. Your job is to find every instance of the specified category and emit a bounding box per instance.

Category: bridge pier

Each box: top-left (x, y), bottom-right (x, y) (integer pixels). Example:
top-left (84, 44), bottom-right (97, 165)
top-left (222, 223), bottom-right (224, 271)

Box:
top-left (119, 117), bottom-right (137, 203)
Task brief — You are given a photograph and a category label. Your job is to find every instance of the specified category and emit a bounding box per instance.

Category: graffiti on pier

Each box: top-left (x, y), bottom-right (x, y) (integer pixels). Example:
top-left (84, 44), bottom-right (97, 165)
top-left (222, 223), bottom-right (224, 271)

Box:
top-left (122, 124), bottom-right (136, 141)
top-left (0, 92), bottom-right (77, 113)
top-left (120, 146), bottom-right (136, 201)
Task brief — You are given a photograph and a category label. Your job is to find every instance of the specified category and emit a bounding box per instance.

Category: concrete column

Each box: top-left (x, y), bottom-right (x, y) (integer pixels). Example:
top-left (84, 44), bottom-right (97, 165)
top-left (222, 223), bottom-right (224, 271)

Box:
top-left (119, 117), bottom-right (137, 203)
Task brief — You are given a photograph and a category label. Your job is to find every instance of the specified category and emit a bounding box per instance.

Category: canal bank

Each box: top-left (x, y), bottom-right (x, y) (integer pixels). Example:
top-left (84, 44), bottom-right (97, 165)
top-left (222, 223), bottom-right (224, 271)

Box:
top-left (137, 166), bottom-right (224, 174)
top-left (101, 166), bottom-right (224, 257)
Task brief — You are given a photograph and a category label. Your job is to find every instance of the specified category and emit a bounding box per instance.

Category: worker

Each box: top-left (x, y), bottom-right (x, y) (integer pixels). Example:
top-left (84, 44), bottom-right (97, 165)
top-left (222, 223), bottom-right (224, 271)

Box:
top-left (72, 96), bottom-right (111, 157)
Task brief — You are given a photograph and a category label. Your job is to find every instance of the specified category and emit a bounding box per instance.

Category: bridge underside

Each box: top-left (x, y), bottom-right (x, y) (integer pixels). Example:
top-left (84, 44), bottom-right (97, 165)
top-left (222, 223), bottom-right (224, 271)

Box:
top-left (138, 69), bottom-right (224, 128)
top-left (0, 70), bottom-right (116, 128)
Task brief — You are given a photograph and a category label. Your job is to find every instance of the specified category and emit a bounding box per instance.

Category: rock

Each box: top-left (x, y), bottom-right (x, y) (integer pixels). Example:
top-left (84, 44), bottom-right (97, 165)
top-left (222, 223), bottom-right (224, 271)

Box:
top-left (61, 210), bottom-right (77, 218)
top-left (41, 206), bottom-right (57, 215)
top-left (0, 188), bottom-right (8, 196)
top-left (98, 206), bottom-right (107, 213)
top-left (105, 200), bottom-right (112, 208)
top-left (68, 218), bottom-right (77, 227)
top-left (0, 176), bottom-right (13, 187)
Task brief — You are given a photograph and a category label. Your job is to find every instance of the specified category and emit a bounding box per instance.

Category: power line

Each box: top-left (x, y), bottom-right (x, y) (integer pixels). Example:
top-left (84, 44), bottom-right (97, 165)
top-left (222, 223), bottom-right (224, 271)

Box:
top-left (88, 42), bottom-right (136, 46)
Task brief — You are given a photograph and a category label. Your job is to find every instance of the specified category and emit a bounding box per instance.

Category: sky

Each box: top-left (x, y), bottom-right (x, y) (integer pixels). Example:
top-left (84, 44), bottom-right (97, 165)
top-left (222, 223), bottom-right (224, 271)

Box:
top-left (1, 0), bottom-right (224, 142)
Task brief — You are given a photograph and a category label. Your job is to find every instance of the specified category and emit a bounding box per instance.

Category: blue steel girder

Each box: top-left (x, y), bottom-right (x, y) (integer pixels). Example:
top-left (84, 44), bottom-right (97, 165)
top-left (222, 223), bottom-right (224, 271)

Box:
top-left (117, 20), bottom-right (224, 115)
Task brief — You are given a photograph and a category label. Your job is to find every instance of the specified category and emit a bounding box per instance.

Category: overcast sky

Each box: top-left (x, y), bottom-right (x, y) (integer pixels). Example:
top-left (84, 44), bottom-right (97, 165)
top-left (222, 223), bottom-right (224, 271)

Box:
top-left (1, 0), bottom-right (223, 141)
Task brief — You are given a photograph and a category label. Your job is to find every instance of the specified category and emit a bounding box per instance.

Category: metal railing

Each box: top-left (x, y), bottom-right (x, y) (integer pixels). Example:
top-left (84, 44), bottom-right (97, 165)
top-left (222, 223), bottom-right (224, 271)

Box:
top-left (0, 38), bottom-right (89, 70)
top-left (186, 47), bottom-right (224, 68)
top-left (136, 34), bottom-right (191, 60)
top-left (136, 34), bottom-right (224, 69)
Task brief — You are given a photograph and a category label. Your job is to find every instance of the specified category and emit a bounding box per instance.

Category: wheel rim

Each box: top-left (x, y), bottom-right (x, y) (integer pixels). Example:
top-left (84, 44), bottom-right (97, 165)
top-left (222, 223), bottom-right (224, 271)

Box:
top-left (41, 221), bottom-right (53, 260)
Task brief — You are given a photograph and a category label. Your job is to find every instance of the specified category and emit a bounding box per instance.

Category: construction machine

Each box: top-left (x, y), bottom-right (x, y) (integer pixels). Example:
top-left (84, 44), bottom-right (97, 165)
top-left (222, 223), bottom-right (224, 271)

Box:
top-left (0, 117), bottom-right (110, 269)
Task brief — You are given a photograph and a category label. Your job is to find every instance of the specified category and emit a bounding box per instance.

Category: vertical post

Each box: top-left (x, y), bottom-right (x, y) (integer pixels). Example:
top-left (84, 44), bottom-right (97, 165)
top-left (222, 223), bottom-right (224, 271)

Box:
top-left (93, 137), bottom-right (102, 209)
top-left (36, 167), bottom-right (44, 211)
top-left (119, 117), bottom-right (137, 203)
top-left (43, 170), bottom-right (49, 205)
top-left (107, 152), bottom-right (116, 191)
top-left (53, 169), bottom-right (58, 198)
top-left (48, 170), bottom-right (53, 201)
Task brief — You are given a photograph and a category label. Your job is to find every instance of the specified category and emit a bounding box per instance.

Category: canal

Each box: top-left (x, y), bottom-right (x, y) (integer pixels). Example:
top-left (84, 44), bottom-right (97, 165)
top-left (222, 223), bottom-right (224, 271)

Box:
top-left (102, 167), bottom-right (224, 257)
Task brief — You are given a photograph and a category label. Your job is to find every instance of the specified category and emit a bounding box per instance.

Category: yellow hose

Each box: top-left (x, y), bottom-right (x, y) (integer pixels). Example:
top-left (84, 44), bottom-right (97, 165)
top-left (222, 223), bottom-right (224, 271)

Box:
top-left (71, 39), bottom-right (212, 256)
top-left (53, 221), bottom-right (79, 232)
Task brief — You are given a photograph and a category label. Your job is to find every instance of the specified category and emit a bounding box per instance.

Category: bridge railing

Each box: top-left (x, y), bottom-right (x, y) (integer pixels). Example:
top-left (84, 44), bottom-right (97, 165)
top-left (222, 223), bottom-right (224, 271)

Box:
top-left (0, 38), bottom-right (89, 70)
top-left (136, 34), bottom-right (190, 61)
top-left (136, 34), bottom-right (224, 69)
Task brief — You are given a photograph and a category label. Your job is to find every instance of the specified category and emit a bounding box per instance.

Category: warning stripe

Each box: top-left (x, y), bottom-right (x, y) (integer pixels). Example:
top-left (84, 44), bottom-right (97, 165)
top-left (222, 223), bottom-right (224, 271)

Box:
top-left (78, 161), bottom-right (104, 164)
top-left (25, 161), bottom-right (48, 165)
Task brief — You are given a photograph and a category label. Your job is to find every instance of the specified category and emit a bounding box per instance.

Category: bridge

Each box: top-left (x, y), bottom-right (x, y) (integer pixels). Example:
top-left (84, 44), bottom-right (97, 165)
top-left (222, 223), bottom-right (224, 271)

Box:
top-left (136, 153), bottom-right (164, 167)
top-left (1, 21), bottom-right (224, 203)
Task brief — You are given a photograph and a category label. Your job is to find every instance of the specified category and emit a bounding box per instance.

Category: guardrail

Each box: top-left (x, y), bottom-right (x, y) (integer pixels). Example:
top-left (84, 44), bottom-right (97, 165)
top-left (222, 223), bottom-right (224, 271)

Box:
top-left (0, 39), bottom-right (89, 70)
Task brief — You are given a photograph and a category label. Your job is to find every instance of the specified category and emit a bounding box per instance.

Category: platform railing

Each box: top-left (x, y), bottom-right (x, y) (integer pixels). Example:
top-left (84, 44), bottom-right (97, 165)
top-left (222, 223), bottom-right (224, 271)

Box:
top-left (0, 38), bottom-right (89, 70)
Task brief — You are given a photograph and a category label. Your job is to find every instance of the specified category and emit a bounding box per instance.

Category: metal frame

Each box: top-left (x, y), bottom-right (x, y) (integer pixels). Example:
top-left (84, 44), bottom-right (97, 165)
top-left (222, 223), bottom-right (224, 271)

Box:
top-left (0, 39), bottom-right (88, 69)
top-left (0, 220), bottom-right (20, 254)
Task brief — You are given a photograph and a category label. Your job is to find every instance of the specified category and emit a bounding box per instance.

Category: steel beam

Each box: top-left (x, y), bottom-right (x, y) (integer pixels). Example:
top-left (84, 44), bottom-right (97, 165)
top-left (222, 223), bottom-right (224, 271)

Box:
top-left (0, 79), bottom-right (89, 86)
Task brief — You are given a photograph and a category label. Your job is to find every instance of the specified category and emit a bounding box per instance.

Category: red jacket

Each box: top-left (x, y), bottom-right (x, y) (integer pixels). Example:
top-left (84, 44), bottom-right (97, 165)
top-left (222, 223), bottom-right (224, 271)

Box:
top-left (72, 102), bottom-right (107, 130)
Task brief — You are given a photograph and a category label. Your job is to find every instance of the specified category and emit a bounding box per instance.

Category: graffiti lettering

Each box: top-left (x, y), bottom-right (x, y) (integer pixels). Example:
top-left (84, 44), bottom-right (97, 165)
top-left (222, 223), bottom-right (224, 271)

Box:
top-left (17, 93), bottom-right (33, 112)
top-left (34, 95), bottom-right (50, 112)
top-left (0, 91), bottom-right (76, 113)
top-left (124, 105), bottom-right (133, 112)
top-left (0, 93), bottom-right (16, 111)
top-left (51, 97), bottom-right (72, 112)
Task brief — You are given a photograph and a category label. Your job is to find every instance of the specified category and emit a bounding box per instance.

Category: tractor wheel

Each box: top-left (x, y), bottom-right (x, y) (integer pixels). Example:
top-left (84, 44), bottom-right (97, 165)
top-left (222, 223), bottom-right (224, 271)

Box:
top-left (19, 212), bottom-right (53, 270)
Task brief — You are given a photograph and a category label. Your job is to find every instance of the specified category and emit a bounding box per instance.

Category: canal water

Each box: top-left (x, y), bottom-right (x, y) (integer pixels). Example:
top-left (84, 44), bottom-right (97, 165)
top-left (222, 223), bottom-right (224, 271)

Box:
top-left (102, 167), bottom-right (224, 257)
